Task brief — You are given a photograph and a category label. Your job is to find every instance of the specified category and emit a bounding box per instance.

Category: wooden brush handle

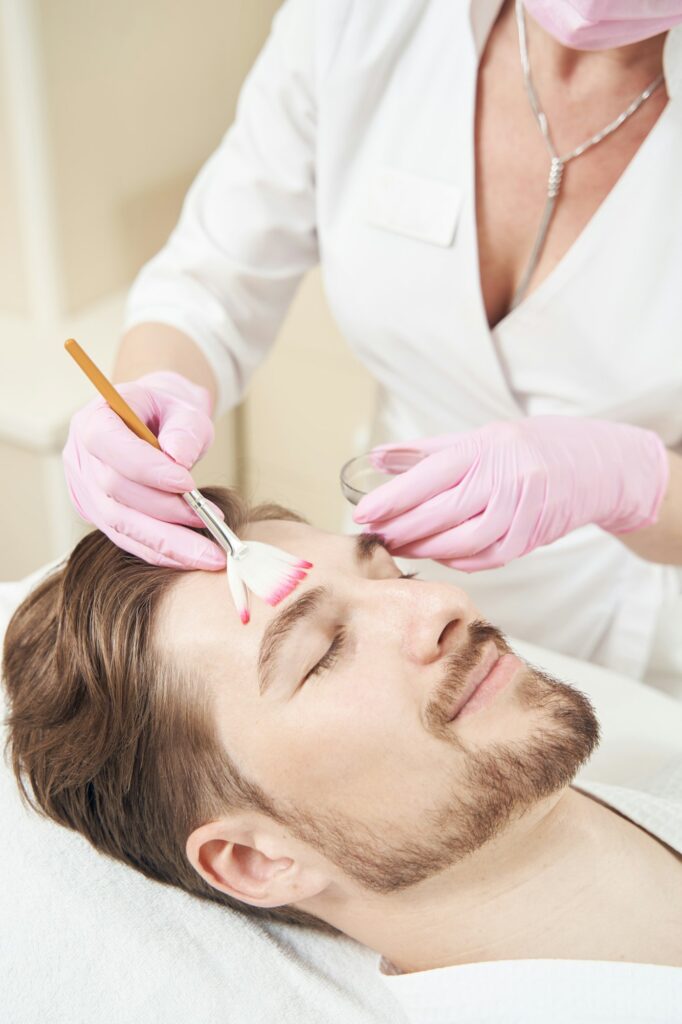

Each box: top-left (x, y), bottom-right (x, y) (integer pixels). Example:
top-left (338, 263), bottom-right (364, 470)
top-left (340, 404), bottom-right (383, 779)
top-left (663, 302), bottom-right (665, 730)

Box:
top-left (64, 338), bottom-right (162, 450)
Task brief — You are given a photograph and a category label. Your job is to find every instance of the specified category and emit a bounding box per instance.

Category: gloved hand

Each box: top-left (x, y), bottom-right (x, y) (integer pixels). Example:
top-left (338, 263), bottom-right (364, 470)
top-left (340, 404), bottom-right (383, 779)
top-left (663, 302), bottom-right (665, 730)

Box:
top-left (63, 370), bottom-right (226, 569)
top-left (353, 416), bottom-right (669, 572)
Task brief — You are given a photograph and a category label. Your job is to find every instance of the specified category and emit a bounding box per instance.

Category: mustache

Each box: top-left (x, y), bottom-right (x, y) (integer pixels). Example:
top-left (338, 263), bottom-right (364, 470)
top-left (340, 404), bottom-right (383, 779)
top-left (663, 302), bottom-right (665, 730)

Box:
top-left (431, 619), bottom-right (512, 724)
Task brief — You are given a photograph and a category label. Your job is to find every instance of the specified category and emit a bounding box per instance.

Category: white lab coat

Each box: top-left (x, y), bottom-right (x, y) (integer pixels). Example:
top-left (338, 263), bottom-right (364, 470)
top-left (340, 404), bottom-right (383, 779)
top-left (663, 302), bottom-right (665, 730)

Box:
top-left (123, 0), bottom-right (682, 694)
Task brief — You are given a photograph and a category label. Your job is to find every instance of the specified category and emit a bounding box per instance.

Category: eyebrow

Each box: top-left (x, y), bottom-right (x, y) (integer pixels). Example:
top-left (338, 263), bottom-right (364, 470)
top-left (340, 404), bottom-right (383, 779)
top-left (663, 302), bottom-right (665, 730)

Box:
top-left (257, 534), bottom-right (391, 696)
top-left (258, 586), bottom-right (328, 695)
top-left (354, 531), bottom-right (390, 563)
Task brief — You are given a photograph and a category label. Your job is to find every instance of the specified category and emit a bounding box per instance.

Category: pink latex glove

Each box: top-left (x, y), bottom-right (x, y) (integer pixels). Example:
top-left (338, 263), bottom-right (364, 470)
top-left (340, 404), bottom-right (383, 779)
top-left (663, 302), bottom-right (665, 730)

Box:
top-left (63, 370), bottom-right (226, 569)
top-left (353, 416), bottom-right (669, 572)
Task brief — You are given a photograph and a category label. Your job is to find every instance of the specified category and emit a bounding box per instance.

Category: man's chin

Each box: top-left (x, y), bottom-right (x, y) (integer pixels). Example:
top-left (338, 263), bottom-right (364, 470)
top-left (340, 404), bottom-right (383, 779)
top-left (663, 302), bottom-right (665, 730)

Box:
top-left (457, 668), bottom-right (600, 843)
top-left (481, 671), bottom-right (598, 790)
top-left (456, 659), bottom-right (597, 745)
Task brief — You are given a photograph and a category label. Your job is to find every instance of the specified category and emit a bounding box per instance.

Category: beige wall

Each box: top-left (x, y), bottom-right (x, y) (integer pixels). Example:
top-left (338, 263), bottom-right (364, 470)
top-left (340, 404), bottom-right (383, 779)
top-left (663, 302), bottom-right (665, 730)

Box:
top-left (0, 442), bottom-right (57, 576)
top-left (40, 0), bottom-right (281, 313)
top-left (0, 11), bottom-right (29, 315)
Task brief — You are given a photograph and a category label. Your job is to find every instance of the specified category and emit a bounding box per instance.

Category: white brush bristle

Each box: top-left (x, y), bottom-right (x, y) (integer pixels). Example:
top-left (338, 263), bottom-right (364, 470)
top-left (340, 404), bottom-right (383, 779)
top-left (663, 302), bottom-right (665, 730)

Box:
top-left (227, 553), bottom-right (250, 624)
top-left (231, 541), bottom-right (312, 608)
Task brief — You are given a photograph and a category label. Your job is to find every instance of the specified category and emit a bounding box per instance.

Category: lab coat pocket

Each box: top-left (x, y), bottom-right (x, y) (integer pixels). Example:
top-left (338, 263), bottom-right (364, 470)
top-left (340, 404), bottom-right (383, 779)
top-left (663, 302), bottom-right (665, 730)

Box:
top-left (364, 166), bottom-right (462, 247)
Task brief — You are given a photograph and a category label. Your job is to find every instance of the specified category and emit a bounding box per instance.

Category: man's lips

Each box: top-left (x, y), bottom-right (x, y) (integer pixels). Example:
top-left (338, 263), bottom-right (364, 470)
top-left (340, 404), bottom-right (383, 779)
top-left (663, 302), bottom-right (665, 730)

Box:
top-left (446, 642), bottom-right (501, 721)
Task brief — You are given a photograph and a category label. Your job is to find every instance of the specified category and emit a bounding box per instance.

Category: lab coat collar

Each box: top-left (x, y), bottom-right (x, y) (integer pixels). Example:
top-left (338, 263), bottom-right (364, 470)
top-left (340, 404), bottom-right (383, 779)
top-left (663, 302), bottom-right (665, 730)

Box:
top-left (664, 26), bottom-right (682, 99)
top-left (469, 0), bottom-right (682, 99)
top-left (469, 0), bottom-right (503, 56)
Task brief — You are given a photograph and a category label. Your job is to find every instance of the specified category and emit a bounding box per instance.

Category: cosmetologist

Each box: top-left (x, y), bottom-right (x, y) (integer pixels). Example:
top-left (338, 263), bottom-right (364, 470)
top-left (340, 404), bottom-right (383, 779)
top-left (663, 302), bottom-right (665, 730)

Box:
top-left (64, 1), bottom-right (682, 694)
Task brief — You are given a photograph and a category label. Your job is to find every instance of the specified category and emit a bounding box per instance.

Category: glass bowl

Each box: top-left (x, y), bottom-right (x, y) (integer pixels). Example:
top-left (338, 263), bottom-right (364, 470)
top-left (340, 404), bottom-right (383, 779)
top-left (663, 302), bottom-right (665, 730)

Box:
top-left (340, 453), bottom-right (388, 506)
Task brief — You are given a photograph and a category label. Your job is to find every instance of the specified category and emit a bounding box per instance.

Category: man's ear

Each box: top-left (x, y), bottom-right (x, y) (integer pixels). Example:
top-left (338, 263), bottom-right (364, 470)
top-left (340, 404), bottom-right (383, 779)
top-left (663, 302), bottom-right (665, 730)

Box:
top-left (186, 819), bottom-right (328, 908)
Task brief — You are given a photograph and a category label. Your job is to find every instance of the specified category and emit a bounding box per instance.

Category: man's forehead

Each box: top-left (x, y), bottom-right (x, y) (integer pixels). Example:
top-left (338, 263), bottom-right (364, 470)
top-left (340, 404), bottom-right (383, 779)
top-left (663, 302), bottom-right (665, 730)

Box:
top-left (244, 516), bottom-right (323, 549)
top-left (156, 519), bottom-right (350, 656)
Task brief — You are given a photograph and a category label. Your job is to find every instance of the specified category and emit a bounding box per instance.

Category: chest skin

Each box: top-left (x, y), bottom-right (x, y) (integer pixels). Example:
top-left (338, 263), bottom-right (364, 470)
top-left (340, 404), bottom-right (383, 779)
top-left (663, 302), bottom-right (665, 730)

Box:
top-left (474, 0), bottom-right (669, 329)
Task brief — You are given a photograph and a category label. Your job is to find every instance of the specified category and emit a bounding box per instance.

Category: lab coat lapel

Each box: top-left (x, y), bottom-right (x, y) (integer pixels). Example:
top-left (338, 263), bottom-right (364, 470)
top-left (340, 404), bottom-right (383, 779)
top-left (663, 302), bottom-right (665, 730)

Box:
top-left (440, 0), bottom-right (526, 423)
top-left (355, 0), bottom-right (524, 428)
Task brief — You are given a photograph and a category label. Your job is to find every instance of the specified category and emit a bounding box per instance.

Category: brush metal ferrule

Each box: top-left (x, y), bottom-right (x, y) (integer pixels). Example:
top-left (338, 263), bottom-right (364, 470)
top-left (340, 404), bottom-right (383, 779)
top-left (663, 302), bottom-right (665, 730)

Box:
top-left (182, 489), bottom-right (246, 558)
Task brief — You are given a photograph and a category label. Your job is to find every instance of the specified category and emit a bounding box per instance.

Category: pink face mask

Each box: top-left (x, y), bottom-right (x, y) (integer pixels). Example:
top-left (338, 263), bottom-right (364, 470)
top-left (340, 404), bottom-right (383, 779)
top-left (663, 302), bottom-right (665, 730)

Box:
top-left (522, 1), bottom-right (682, 51)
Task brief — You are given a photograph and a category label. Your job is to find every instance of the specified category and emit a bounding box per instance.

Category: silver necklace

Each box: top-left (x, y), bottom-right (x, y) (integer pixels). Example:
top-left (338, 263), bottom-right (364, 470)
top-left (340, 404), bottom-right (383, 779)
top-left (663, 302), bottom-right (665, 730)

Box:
top-left (511, 0), bottom-right (664, 309)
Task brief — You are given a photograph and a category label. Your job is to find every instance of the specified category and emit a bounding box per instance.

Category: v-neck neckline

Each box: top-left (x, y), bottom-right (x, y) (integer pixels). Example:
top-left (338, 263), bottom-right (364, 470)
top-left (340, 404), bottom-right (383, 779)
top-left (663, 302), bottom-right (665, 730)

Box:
top-left (486, 101), bottom-right (672, 337)
top-left (465, 0), bottom-right (674, 351)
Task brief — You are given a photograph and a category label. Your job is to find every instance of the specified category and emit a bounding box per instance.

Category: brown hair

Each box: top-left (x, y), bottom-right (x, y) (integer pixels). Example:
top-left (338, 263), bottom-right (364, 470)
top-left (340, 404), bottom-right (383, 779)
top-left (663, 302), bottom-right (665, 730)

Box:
top-left (2, 487), bottom-right (339, 935)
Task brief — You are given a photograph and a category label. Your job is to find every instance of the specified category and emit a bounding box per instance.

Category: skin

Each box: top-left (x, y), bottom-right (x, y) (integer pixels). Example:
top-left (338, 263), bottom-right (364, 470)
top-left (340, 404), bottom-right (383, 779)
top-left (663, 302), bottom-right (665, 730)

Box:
top-left (475, 0), bottom-right (670, 325)
top-left (114, 323), bottom-right (219, 410)
top-left (161, 518), bottom-right (682, 972)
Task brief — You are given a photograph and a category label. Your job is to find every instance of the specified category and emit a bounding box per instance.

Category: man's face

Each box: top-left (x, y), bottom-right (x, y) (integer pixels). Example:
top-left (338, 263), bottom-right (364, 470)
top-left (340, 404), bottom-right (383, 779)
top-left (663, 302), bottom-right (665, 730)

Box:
top-left (160, 518), bottom-right (599, 894)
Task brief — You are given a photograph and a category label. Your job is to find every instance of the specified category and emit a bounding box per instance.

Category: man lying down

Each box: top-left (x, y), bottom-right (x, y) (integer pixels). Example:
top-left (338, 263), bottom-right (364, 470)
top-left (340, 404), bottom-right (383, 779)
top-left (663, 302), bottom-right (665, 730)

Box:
top-left (3, 487), bottom-right (682, 1020)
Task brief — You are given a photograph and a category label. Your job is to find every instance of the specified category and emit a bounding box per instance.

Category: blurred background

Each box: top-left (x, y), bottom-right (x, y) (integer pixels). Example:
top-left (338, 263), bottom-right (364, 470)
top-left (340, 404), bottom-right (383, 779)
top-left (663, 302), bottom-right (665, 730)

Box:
top-left (0, 0), bottom-right (376, 579)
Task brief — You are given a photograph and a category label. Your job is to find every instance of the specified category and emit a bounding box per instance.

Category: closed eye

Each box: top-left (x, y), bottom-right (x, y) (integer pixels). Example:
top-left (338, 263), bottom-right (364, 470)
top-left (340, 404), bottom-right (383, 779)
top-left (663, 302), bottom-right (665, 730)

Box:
top-left (301, 573), bottom-right (418, 686)
top-left (303, 627), bottom-right (347, 684)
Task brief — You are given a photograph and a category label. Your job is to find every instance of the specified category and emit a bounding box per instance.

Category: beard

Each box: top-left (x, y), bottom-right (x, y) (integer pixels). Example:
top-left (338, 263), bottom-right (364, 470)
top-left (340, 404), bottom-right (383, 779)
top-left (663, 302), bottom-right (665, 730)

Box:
top-left (275, 621), bottom-right (600, 894)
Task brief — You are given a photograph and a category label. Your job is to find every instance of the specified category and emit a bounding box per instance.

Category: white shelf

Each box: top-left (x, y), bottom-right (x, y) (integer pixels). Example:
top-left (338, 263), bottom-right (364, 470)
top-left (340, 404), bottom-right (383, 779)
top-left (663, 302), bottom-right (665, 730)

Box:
top-left (0, 291), bottom-right (128, 452)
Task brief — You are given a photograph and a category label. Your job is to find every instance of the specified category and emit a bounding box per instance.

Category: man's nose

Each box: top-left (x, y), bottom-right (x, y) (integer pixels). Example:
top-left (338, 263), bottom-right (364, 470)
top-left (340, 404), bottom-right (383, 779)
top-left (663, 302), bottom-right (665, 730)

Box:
top-left (369, 578), bottom-right (476, 666)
